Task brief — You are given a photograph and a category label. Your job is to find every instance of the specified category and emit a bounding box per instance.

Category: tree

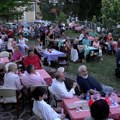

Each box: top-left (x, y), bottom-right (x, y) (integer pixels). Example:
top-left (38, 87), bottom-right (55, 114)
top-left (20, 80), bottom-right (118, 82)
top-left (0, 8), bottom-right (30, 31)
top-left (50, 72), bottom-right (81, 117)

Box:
top-left (55, 11), bottom-right (67, 24)
top-left (63, 0), bottom-right (102, 20)
top-left (92, 15), bottom-right (97, 23)
top-left (38, 0), bottom-right (102, 21)
top-left (101, 0), bottom-right (120, 31)
top-left (0, 0), bottom-right (31, 22)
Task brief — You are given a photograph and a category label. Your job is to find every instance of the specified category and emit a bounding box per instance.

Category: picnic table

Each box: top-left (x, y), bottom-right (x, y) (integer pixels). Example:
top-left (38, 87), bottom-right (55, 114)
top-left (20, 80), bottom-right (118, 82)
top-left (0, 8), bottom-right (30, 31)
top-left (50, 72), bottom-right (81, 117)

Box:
top-left (62, 96), bottom-right (120, 120)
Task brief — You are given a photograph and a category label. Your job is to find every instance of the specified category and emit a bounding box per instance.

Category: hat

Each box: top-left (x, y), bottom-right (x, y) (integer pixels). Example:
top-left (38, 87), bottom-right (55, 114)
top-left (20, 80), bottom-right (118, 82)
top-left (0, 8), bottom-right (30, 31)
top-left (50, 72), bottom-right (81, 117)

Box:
top-left (57, 67), bottom-right (65, 73)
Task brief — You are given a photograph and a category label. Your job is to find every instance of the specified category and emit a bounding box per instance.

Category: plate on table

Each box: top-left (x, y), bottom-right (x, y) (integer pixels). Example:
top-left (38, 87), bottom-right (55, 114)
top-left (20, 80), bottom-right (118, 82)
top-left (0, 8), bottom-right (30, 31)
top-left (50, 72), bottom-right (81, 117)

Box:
top-left (67, 100), bottom-right (89, 110)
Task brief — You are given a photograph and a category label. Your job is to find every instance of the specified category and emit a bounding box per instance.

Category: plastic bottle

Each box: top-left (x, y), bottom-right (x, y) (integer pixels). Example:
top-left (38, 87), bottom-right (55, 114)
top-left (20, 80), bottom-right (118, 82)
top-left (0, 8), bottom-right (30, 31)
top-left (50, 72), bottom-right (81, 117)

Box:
top-left (111, 93), bottom-right (116, 106)
top-left (86, 91), bottom-right (90, 101)
top-left (93, 88), bottom-right (97, 100)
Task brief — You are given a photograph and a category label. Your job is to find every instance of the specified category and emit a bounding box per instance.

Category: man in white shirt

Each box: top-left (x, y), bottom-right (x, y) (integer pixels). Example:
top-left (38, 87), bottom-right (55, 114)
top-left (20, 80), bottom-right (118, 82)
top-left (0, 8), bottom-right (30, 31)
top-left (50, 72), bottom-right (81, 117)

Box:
top-left (32, 86), bottom-right (66, 120)
top-left (3, 64), bottom-right (23, 90)
top-left (50, 71), bottom-right (77, 100)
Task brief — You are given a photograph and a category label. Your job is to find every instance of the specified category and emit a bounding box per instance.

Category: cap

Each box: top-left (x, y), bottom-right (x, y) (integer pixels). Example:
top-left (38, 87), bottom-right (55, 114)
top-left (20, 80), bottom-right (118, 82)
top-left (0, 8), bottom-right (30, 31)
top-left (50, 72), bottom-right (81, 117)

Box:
top-left (57, 67), bottom-right (65, 73)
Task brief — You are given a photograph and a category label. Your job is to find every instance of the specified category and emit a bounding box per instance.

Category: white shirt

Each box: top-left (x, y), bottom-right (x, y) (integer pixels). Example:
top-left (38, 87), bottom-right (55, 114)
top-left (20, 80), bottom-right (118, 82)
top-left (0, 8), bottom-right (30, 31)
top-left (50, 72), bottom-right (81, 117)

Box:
top-left (33, 100), bottom-right (61, 120)
top-left (79, 34), bottom-right (84, 41)
top-left (3, 72), bottom-right (23, 90)
top-left (50, 79), bottom-right (75, 100)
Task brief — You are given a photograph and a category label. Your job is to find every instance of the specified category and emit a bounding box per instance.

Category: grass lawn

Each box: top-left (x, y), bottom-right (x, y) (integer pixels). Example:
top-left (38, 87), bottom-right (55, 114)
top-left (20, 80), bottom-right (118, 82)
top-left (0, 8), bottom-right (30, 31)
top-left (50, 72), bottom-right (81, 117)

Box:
top-left (67, 55), bottom-right (120, 89)
top-left (65, 30), bottom-right (120, 90)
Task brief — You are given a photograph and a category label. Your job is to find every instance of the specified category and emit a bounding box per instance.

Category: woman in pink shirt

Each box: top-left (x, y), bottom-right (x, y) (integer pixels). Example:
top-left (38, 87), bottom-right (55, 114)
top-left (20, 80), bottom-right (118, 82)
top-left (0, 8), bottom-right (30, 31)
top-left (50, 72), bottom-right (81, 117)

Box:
top-left (11, 45), bottom-right (23, 63)
top-left (93, 37), bottom-right (103, 60)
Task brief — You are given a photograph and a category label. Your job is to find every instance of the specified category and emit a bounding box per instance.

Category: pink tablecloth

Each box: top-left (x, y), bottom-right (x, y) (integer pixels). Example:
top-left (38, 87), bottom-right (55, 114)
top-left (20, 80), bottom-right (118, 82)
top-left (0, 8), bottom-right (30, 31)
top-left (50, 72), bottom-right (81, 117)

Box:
top-left (0, 57), bottom-right (9, 64)
top-left (62, 96), bottom-right (120, 120)
top-left (36, 69), bottom-right (52, 86)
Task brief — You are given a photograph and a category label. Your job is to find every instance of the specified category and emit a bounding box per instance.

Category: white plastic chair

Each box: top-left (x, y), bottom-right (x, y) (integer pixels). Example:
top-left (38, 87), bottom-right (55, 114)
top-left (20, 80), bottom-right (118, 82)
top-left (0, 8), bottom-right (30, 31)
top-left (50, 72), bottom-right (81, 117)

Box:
top-left (0, 51), bottom-right (9, 58)
top-left (0, 87), bottom-right (20, 118)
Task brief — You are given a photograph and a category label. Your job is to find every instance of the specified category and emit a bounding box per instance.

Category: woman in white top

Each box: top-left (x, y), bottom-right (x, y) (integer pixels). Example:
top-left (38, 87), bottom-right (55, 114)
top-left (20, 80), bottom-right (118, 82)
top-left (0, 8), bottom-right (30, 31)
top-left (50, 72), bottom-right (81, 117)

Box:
top-left (32, 86), bottom-right (66, 120)
top-left (18, 34), bottom-right (29, 53)
top-left (3, 64), bottom-right (23, 90)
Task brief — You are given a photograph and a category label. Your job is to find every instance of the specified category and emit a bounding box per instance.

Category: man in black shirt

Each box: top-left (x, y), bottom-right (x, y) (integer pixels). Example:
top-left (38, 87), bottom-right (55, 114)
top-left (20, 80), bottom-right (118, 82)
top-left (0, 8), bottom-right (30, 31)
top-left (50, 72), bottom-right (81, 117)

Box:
top-left (77, 65), bottom-right (113, 94)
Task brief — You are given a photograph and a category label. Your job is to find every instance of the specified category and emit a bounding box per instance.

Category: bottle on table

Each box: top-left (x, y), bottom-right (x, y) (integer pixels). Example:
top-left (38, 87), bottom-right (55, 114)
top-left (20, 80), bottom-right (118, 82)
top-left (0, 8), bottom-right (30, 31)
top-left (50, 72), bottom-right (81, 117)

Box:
top-left (86, 91), bottom-right (90, 101)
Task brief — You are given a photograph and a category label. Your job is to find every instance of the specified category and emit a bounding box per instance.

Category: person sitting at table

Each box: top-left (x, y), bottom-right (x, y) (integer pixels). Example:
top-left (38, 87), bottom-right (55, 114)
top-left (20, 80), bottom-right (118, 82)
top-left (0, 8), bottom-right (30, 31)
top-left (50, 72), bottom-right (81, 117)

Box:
top-left (32, 86), bottom-right (66, 120)
top-left (77, 65), bottom-right (113, 95)
top-left (63, 39), bottom-right (71, 54)
top-left (18, 33), bottom-right (29, 54)
top-left (23, 49), bottom-right (44, 69)
top-left (93, 37), bottom-right (103, 61)
top-left (85, 99), bottom-right (113, 120)
top-left (10, 45), bottom-right (23, 63)
top-left (3, 64), bottom-right (23, 90)
top-left (82, 33), bottom-right (91, 47)
top-left (34, 38), bottom-right (43, 58)
top-left (50, 71), bottom-right (78, 100)
top-left (21, 65), bottom-right (46, 88)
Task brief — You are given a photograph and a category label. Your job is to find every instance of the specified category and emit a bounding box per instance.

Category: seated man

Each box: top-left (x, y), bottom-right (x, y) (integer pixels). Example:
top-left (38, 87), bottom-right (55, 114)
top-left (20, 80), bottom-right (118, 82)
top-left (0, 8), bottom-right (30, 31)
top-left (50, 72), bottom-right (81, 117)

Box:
top-left (32, 86), bottom-right (66, 120)
top-left (50, 71), bottom-right (77, 100)
top-left (3, 64), bottom-right (23, 90)
top-left (77, 65), bottom-right (113, 94)
top-left (21, 65), bottom-right (46, 88)
top-left (23, 49), bottom-right (44, 69)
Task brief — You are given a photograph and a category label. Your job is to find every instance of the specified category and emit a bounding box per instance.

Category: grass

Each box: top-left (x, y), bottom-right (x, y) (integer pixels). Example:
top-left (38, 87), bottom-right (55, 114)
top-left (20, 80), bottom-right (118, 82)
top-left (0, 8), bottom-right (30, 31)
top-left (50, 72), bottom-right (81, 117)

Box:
top-left (65, 29), bottom-right (80, 38)
top-left (65, 30), bottom-right (120, 90)
top-left (68, 55), bottom-right (120, 89)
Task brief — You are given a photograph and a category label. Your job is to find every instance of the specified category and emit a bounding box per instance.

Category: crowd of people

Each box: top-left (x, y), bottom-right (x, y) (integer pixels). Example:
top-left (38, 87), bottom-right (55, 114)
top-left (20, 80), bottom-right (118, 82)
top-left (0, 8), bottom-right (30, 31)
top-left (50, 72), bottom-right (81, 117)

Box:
top-left (0, 22), bottom-right (120, 120)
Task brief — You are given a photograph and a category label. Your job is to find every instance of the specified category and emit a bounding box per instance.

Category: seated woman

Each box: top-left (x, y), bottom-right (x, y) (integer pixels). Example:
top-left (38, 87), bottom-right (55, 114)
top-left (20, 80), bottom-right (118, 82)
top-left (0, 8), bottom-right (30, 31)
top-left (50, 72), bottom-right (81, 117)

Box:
top-left (18, 33), bottom-right (29, 54)
top-left (34, 38), bottom-right (43, 58)
top-left (48, 33), bottom-right (55, 48)
top-left (32, 86), bottom-right (66, 120)
top-left (63, 39), bottom-right (71, 54)
top-left (85, 99), bottom-right (113, 120)
top-left (10, 45), bottom-right (24, 70)
top-left (93, 37), bottom-right (103, 60)
top-left (10, 45), bottom-right (23, 63)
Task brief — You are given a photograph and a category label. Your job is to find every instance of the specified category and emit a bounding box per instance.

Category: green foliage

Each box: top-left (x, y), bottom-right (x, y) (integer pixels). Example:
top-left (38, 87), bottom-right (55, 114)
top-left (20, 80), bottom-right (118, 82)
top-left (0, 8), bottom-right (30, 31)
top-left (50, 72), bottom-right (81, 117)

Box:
top-left (55, 11), bottom-right (67, 24)
top-left (92, 15), bottom-right (97, 23)
top-left (101, 0), bottom-right (120, 30)
top-left (63, 0), bottom-right (102, 20)
top-left (0, 0), bottom-right (31, 22)
top-left (38, 0), bottom-right (56, 21)
top-left (39, 0), bottom-right (102, 21)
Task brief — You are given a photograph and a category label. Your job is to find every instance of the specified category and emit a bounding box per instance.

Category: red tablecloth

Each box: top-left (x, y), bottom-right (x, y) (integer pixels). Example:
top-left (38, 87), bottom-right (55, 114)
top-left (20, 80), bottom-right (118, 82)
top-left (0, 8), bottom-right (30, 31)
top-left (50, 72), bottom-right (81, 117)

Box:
top-left (0, 57), bottom-right (9, 64)
top-left (36, 69), bottom-right (52, 86)
top-left (62, 96), bottom-right (120, 120)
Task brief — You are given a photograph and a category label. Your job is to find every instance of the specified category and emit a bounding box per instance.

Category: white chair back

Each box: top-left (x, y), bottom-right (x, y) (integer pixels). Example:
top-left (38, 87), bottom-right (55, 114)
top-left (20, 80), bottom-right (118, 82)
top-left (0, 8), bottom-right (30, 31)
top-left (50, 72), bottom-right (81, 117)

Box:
top-left (0, 87), bottom-right (17, 103)
top-left (0, 51), bottom-right (9, 58)
top-left (0, 63), bottom-right (5, 70)
top-left (71, 48), bottom-right (78, 62)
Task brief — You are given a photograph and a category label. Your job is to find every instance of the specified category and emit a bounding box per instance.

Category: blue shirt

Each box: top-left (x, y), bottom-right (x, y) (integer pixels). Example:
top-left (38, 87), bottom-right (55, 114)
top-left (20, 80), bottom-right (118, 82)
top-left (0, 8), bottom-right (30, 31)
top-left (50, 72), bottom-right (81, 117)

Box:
top-left (82, 38), bottom-right (91, 46)
top-left (77, 75), bottom-right (102, 93)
